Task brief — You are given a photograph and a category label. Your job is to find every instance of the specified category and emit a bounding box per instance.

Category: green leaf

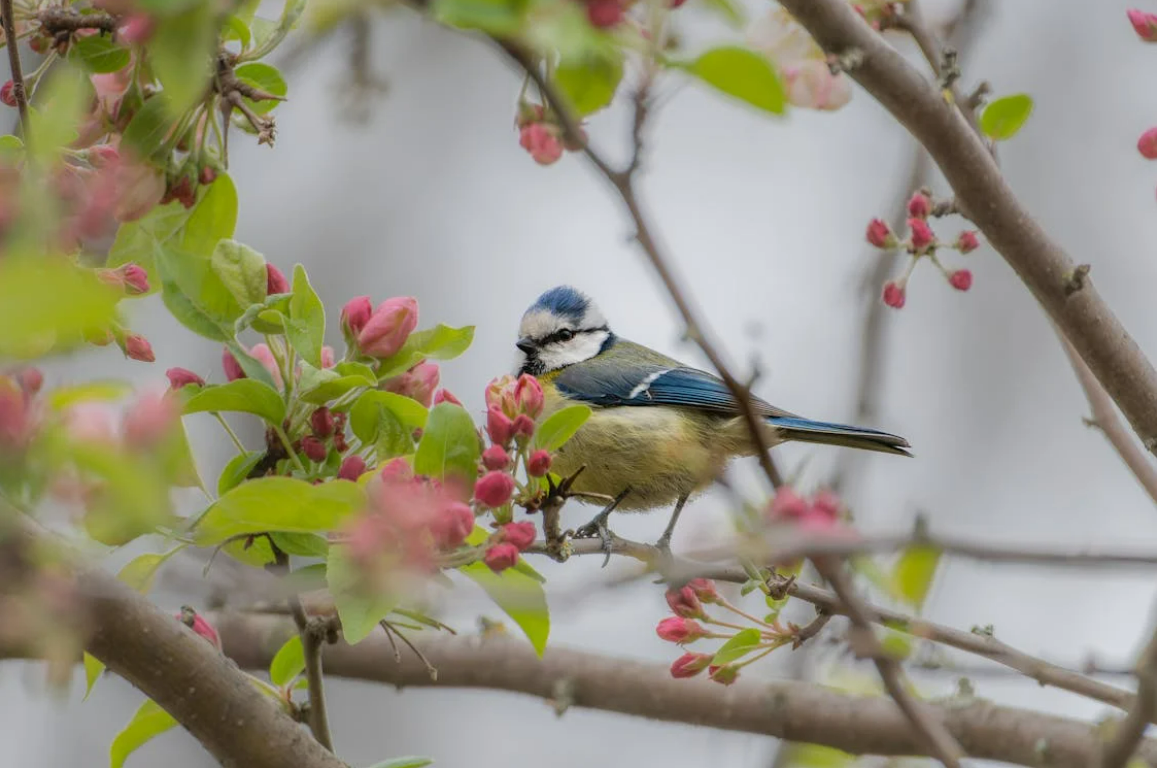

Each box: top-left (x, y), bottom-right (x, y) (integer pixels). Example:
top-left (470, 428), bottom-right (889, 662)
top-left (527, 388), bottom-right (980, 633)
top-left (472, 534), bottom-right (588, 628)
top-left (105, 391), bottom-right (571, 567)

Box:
top-left (269, 635), bottom-right (305, 686)
top-left (107, 201), bottom-right (191, 288)
top-left (681, 46), bottom-right (786, 115)
top-left (532, 405), bottom-right (590, 451)
top-left (0, 255), bottom-right (119, 359)
top-left (328, 545), bottom-right (395, 644)
top-left (300, 364), bottom-right (376, 405)
top-left (110, 699), bottom-right (178, 768)
top-left (211, 239), bottom-right (267, 309)
top-left (432, 0), bottom-right (527, 34)
top-left (781, 744), bottom-right (855, 768)
top-left (270, 531), bottom-right (329, 557)
top-left (711, 627), bottom-right (763, 665)
top-left (70, 34), bottom-right (131, 73)
top-left (243, 0), bottom-right (306, 60)
top-left (116, 549), bottom-right (180, 593)
top-left (217, 451), bottom-right (264, 496)
top-left (182, 380), bottom-right (286, 425)
top-left (225, 341), bottom-right (279, 389)
top-left (980, 94), bottom-right (1033, 141)
top-left (83, 653), bottom-right (105, 701)
top-left (120, 94), bottom-right (176, 159)
top-left (366, 759), bottom-right (434, 768)
top-left (47, 380), bottom-right (133, 409)
top-left (890, 545), bottom-right (942, 610)
top-left (460, 559), bottom-right (550, 656)
top-left (414, 403), bottom-right (480, 487)
top-left (233, 62), bottom-right (288, 116)
top-left (376, 325), bottom-right (476, 379)
top-left (222, 14), bottom-right (252, 48)
top-left (234, 292), bottom-right (292, 335)
top-left (222, 534), bottom-right (276, 567)
top-left (147, 2), bottom-right (216, 116)
top-left (26, 66), bottom-right (85, 162)
top-left (553, 55), bottom-right (623, 116)
top-left (286, 265), bottom-right (325, 367)
top-left (195, 477), bottom-right (364, 545)
top-left (179, 173), bottom-right (239, 257)
top-left (350, 391), bottom-right (428, 442)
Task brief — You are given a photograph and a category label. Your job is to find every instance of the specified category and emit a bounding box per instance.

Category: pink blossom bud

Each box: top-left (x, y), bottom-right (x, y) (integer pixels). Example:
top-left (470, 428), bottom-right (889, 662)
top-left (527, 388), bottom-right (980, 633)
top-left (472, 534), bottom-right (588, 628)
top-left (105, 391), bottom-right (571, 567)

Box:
top-left (518, 122), bottom-right (563, 166)
top-left (321, 346), bottom-right (336, 368)
top-left (64, 403), bottom-right (116, 444)
top-left (1129, 9), bottom-right (1157, 41)
top-left (1138, 127), bottom-right (1157, 159)
top-left (513, 414), bottom-right (535, 439)
top-left (337, 455), bottom-right (366, 481)
top-left (882, 281), bottom-right (906, 309)
top-left (123, 334), bottom-right (154, 362)
top-left (17, 368), bottom-right (43, 395)
top-left (906, 192), bottom-right (931, 219)
top-left (585, 0), bottom-right (624, 28)
top-left (249, 343), bottom-right (283, 389)
top-left (118, 12), bottom-right (154, 44)
top-left (177, 607), bottom-right (221, 649)
top-left (670, 652), bottom-right (712, 679)
top-left (266, 264), bottom-right (290, 295)
top-left (311, 407), bottom-right (335, 438)
top-left (502, 521), bottom-right (537, 551)
top-left (487, 406), bottom-right (515, 446)
top-left (381, 361), bottom-right (440, 408)
top-left (686, 578), bottom-right (721, 604)
top-left (341, 296), bottom-right (374, 338)
top-left (122, 389), bottom-right (178, 448)
top-left (431, 501), bottom-right (475, 550)
top-left (949, 269), bottom-right (973, 292)
top-left (433, 389), bottom-right (461, 406)
top-left (709, 664), bottom-right (740, 686)
top-left (222, 348), bottom-right (245, 381)
top-left (482, 444), bottom-right (511, 471)
top-left (483, 542), bottom-right (520, 573)
top-left (514, 374), bottom-right (544, 418)
top-left (121, 264), bottom-right (149, 294)
top-left (768, 487), bottom-right (809, 521)
top-left (357, 297), bottom-right (419, 359)
top-left (379, 456), bottom-right (414, 484)
top-left (301, 436), bottom-right (327, 463)
top-left (1, 81), bottom-right (16, 108)
top-left (908, 218), bottom-right (934, 250)
top-left (527, 449), bottom-right (551, 477)
top-left (955, 230), bottom-right (980, 253)
top-left (0, 379), bottom-right (34, 450)
top-left (811, 491), bottom-right (841, 523)
top-left (666, 585), bottom-right (704, 619)
top-left (87, 144), bottom-right (120, 168)
top-left (656, 616), bottom-right (706, 644)
top-left (475, 470), bottom-right (515, 507)
top-left (865, 218), bottom-right (894, 248)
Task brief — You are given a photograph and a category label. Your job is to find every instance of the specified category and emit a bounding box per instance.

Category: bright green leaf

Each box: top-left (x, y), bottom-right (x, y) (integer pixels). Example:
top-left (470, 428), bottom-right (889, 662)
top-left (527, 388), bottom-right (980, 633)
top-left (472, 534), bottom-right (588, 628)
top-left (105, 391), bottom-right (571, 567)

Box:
top-left (328, 545), bottom-right (395, 644)
top-left (222, 533), bottom-right (276, 566)
top-left (460, 559), bottom-right (550, 656)
top-left (179, 173), bottom-right (238, 257)
top-left (182, 380), bottom-right (286, 425)
top-left (147, 3), bottom-right (216, 116)
top-left (234, 292), bottom-right (292, 335)
top-left (120, 95), bottom-right (176, 159)
top-left (711, 627), bottom-right (762, 665)
top-left (269, 635), bottom-right (305, 686)
top-left (270, 531), bottom-right (329, 557)
top-left (286, 265), bottom-right (325, 367)
top-left (110, 699), bottom-right (178, 768)
top-left (532, 405), bottom-right (590, 451)
top-left (890, 545), bottom-right (942, 610)
top-left (682, 46), bottom-right (786, 115)
top-left (233, 62), bottom-right (288, 116)
top-left (195, 477), bottom-right (364, 545)
top-left (781, 744), bottom-right (855, 768)
top-left (376, 325), bottom-right (475, 379)
top-left (70, 34), bottom-right (131, 74)
top-left (432, 0), bottom-right (527, 34)
top-left (83, 653), bottom-right (105, 701)
top-left (300, 367), bottom-right (376, 405)
top-left (553, 55), bottom-right (623, 116)
top-left (217, 451), bottom-right (264, 496)
top-left (980, 94), bottom-right (1033, 141)
top-left (366, 759), bottom-right (434, 768)
top-left (350, 391), bottom-right (428, 442)
top-left (414, 403), bottom-right (479, 487)
top-left (211, 239), bottom-right (267, 309)
top-left (107, 201), bottom-right (191, 288)
top-left (222, 14), bottom-right (252, 48)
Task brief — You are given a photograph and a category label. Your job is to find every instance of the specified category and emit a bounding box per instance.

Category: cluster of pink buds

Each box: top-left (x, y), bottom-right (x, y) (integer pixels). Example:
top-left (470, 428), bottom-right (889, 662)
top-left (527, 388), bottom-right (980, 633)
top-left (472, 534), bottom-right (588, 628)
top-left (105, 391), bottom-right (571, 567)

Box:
top-left (660, 578), bottom-right (804, 685)
top-left (61, 386), bottom-right (180, 452)
top-left (482, 520), bottom-right (537, 573)
top-left (765, 486), bottom-right (843, 533)
top-left (865, 191), bottom-right (980, 309)
top-left (515, 103), bottom-right (586, 167)
top-left (1129, 9), bottom-right (1157, 198)
top-left (96, 262), bottom-right (149, 295)
top-left (341, 296), bottom-right (419, 359)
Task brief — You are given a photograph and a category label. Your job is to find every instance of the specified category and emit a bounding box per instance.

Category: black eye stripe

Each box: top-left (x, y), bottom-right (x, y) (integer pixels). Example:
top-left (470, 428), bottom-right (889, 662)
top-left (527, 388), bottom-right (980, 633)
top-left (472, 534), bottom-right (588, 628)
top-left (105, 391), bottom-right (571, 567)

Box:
top-left (537, 325), bottom-right (608, 346)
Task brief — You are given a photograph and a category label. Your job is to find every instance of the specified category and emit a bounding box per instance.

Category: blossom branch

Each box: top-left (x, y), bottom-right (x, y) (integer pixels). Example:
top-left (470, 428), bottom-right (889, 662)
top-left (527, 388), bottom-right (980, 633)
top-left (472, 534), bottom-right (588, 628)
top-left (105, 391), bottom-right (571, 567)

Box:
top-left (1, 0), bottom-right (28, 134)
top-left (1101, 626), bottom-right (1157, 768)
top-left (36, 7), bottom-right (117, 35)
top-left (775, 0), bottom-right (1157, 455)
top-left (275, 549), bottom-right (335, 751)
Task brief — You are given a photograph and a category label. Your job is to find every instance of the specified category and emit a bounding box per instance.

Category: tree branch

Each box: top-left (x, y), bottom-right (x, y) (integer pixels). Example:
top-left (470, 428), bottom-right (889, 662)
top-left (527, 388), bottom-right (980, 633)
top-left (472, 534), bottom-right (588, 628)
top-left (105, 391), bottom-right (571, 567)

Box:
top-left (1, 0), bottom-right (29, 135)
top-left (1101, 625), bottom-right (1157, 768)
top-left (776, 0), bottom-right (1157, 456)
top-left (211, 612), bottom-right (1157, 768)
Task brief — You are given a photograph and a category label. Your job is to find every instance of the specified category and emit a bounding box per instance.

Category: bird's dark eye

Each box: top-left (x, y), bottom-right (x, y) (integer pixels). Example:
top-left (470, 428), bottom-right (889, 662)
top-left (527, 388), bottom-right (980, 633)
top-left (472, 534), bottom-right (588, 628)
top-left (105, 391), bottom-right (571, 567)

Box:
top-left (557, 328), bottom-right (575, 342)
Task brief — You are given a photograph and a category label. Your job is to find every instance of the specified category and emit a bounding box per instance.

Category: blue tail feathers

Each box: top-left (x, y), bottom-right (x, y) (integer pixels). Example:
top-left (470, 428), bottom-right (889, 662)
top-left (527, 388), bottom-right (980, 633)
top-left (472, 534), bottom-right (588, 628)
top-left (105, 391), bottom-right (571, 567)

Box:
top-left (767, 416), bottom-right (912, 457)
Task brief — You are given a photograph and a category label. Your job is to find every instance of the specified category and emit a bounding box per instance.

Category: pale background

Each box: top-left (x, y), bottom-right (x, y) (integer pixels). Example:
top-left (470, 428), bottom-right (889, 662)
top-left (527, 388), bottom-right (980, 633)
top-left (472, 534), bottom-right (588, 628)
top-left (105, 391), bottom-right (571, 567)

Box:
top-left (7, 0), bottom-right (1157, 764)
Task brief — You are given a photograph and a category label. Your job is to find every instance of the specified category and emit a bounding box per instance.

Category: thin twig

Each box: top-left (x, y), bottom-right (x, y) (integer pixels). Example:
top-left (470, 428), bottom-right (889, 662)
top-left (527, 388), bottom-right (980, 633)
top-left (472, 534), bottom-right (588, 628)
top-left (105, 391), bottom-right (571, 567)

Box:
top-left (1101, 624), bottom-right (1157, 768)
top-left (1, 0), bottom-right (29, 135)
top-left (274, 550), bottom-right (334, 752)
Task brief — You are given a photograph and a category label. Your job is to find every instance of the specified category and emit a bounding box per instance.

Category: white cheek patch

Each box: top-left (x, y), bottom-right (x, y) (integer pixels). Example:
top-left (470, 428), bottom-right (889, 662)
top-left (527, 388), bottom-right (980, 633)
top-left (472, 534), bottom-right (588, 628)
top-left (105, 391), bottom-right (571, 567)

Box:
top-left (519, 311), bottom-right (562, 341)
top-left (538, 331), bottom-right (609, 372)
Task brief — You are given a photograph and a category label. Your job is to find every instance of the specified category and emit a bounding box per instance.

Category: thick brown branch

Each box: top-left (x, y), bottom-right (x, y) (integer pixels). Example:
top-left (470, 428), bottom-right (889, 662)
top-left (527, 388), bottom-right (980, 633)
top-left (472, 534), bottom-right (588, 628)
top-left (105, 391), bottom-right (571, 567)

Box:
top-left (213, 612), bottom-right (1157, 768)
top-left (36, 7), bottom-right (117, 35)
top-left (1101, 628), bottom-right (1157, 768)
top-left (776, 0), bottom-right (1157, 455)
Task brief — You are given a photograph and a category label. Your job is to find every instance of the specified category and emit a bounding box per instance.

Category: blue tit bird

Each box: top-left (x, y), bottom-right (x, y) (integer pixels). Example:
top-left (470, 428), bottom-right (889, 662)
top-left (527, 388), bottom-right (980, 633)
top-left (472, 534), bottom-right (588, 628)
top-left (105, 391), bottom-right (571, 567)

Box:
top-left (516, 285), bottom-right (911, 550)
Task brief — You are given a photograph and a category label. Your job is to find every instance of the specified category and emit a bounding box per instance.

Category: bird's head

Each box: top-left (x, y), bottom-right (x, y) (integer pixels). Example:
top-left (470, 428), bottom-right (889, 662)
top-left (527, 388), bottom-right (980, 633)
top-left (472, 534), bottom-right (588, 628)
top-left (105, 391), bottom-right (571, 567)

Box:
top-left (517, 286), bottom-right (614, 375)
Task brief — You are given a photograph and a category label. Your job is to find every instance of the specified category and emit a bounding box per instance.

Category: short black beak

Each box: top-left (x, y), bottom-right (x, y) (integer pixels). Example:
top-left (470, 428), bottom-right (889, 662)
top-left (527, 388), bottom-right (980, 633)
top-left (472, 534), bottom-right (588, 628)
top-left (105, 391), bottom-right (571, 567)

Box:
top-left (516, 338), bottom-right (536, 354)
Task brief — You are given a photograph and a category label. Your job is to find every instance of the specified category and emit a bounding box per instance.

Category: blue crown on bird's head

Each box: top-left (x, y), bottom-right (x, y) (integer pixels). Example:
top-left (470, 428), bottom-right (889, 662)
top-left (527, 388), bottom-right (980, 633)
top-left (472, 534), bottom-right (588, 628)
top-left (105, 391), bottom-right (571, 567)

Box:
top-left (526, 285), bottom-right (593, 323)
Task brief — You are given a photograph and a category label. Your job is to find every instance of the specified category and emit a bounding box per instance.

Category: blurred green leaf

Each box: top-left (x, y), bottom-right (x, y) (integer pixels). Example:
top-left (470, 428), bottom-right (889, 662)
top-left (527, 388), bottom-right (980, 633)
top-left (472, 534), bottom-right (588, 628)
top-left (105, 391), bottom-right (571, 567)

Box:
top-left (244, 0), bottom-right (306, 60)
top-left (0, 256), bottom-right (119, 359)
top-left (117, 549), bottom-right (180, 593)
top-left (83, 653), bottom-right (104, 701)
top-left (269, 634), bottom-right (305, 687)
top-left (223, 533), bottom-right (276, 566)
top-left (195, 477), bottom-right (364, 545)
top-left (47, 380), bottom-right (132, 409)
top-left (980, 94), bottom-right (1033, 141)
top-left (26, 65), bottom-right (86, 162)
top-left (460, 559), bottom-right (550, 656)
top-left (147, 3), bottom-right (216, 116)
top-left (680, 46), bottom-right (785, 115)
top-left (327, 545), bottom-right (395, 644)
top-left (70, 34), bottom-right (131, 73)
top-left (286, 265), bottom-right (325, 367)
top-left (270, 531), bottom-right (329, 557)
top-left (234, 62), bottom-right (288, 116)
top-left (376, 325), bottom-right (475, 379)
top-left (211, 239), bottom-right (267, 309)
top-left (532, 405), bottom-right (590, 451)
top-left (553, 55), bottom-right (623, 116)
top-left (222, 14), bottom-right (252, 48)
top-left (182, 379), bottom-right (286, 425)
top-left (120, 95), bottom-right (176, 160)
top-left (780, 744), bottom-right (855, 768)
top-left (711, 627), bottom-right (763, 665)
top-left (879, 628), bottom-right (913, 659)
top-left (414, 403), bottom-right (479, 488)
top-left (110, 699), bottom-right (178, 768)
top-left (366, 759), bottom-right (434, 768)
top-left (217, 450), bottom-right (263, 496)
top-left (432, 0), bottom-right (527, 33)
top-left (891, 545), bottom-right (942, 611)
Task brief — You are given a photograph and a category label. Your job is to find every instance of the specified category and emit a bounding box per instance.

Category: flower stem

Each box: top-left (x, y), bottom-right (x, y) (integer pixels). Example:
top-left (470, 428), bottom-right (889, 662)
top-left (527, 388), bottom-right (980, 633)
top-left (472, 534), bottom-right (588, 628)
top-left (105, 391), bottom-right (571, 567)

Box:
top-left (213, 412), bottom-right (247, 454)
top-left (274, 424), bottom-right (307, 474)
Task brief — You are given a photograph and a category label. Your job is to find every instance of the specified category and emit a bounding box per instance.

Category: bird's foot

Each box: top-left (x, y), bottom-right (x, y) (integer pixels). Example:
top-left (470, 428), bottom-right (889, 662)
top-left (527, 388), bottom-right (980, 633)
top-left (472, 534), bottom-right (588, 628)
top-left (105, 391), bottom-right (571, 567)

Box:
top-left (572, 488), bottom-right (630, 568)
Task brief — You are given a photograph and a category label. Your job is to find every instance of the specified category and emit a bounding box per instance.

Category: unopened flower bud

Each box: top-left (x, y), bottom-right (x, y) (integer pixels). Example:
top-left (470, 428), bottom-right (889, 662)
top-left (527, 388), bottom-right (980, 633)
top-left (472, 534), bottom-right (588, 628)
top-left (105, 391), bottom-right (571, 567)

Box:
top-left (656, 616), bottom-right (706, 644)
top-left (358, 297), bottom-right (419, 358)
top-left (907, 192), bottom-right (931, 219)
top-left (514, 374), bottom-right (544, 418)
top-left (301, 435), bottom-right (327, 463)
top-left (527, 449), bottom-right (551, 477)
top-left (882, 281), bottom-right (906, 309)
top-left (768, 487), bottom-right (809, 521)
top-left (249, 343), bottom-right (283, 389)
top-left (513, 414), bottom-right (536, 439)
top-left (482, 444), bottom-right (511, 471)
top-left (123, 389), bottom-right (178, 448)
top-left (177, 606), bottom-right (221, 649)
top-left (1129, 9), bottom-right (1157, 41)
top-left (222, 348), bottom-right (245, 381)
top-left (502, 521), bottom-right (537, 551)
top-left (198, 166), bottom-right (217, 186)
top-left (1139, 127), bottom-right (1157, 159)
top-left (381, 361), bottom-right (439, 408)
top-left (340, 296), bottom-right (373, 337)
top-left (118, 12), bottom-right (154, 44)
top-left (908, 218), bottom-right (934, 250)
top-left (337, 455), bottom-right (366, 481)
top-left (1, 81), bottom-right (16, 108)
top-left (475, 470), bottom-right (515, 507)
top-left (955, 230), bottom-right (980, 253)
top-left (670, 652), bottom-right (712, 678)
top-left (310, 406), bottom-right (335, 438)
top-left (518, 122), bottom-right (563, 166)
top-left (484, 542), bottom-right (520, 573)
top-left (666, 585), bottom-right (704, 619)
top-left (686, 578), bottom-right (721, 604)
top-left (433, 389), bottom-right (461, 406)
top-left (487, 407), bottom-right (515, 446)
top-left (949, 269), bottom-right (973, 291)
top-left (865, 218), bottom-right (894, 249)
top-left (123, 334), bottom-right (154, 362)
top-left (17, 368), bottom-right (43, 395)
top-left (321, 346), bottom-right (336, 368)
top-left (586, 0), bottom-right (624, 28)
top-left (266, 263), bottom-right (290, 295)
top-left (431, 501), bottom-right (475, 550)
